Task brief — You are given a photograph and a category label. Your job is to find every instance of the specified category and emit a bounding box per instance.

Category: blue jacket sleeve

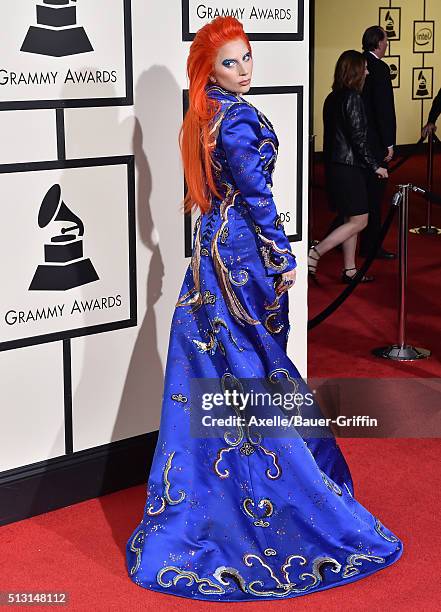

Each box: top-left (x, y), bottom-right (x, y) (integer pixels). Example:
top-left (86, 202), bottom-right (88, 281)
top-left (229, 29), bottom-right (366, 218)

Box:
top-left (220, 102), bottom-right (297, 277)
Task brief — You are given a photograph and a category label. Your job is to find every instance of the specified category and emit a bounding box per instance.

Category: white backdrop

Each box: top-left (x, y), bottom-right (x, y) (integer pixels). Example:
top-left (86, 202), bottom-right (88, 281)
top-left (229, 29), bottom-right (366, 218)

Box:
top-left (0, 0), bottom-right (309, 473)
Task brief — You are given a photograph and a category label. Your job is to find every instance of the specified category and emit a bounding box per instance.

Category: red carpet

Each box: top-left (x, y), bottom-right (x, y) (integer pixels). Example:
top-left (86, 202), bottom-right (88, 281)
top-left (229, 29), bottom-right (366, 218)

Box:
top-left (1, 154), bottom-right (440, 610)
top-left (0, 438), bottom-right (439, 610)
top-left (308, 152), bottom-right (441, 378)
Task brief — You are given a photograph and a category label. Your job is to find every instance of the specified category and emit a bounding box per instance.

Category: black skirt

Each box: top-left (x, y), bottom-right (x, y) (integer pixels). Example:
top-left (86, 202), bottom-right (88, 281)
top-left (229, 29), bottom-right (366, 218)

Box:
top-left (325, 162), bottom-right (369, 217)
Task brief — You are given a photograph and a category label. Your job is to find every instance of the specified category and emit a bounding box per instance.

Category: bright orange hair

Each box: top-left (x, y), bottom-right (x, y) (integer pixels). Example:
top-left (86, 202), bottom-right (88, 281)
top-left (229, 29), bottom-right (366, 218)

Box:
top-left (179, 16), bottom-right (251, 215)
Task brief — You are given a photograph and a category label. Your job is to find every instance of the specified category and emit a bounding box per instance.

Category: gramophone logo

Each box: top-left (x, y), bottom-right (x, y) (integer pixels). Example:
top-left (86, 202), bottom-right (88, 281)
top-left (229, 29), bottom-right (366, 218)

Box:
top-left (379, 7), bottom-right (400, 41)
top-left (384, 11), bottom-right (396, 38)
top-left (21, 0), bottom-right (93, 58)
top-left (416, 71), bottom-right (429, 97)
top-left (29, 184), bottom-right (99, 291)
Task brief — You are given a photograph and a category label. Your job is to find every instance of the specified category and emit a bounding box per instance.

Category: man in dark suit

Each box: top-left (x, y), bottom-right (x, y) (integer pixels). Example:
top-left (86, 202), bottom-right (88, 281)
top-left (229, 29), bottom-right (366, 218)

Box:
top-left (359, 25), bottom-right (397, 259)
top-left (323, 26), bottom-right (397, 259)
top-left (422, 88), bottom-right (441, 137)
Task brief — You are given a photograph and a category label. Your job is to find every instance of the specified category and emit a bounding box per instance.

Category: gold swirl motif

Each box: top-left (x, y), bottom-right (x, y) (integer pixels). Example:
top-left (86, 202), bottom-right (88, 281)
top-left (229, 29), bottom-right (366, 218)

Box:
top-left (171, 393), bottom-right (187, 403)
top-left (128, 529), bottom-right (145, 576)
top-left (264, 312), bottom-right (284, 334)
top-left (176, 215), bottom-right (203, 312)
top-left (203, 290), bottom-right (216, 304)
top-left (146, 497), bottom-right (166, 516)
top-left (258, 138), bottom-right (278, 171)
top-left (192, 333), bottom-right (217, 355)
top-left (220, 225), bottom-right (229, 244)
top-left (268, 368), bottom-right (300, 396)
top-left (284, 556), bottom-right (341, 594)
top-left (208, 96), bottom-right (245, 149)
top-left (260, 245), bottom-right (289, 272)
top-left (213, 375), bottom-right (245, 479)
top-left (221, 373), bottom-right (246, 447)
top-left (213, 374), bottom-right (282, 481)
top-left (267, 368), bottom-right (301, 419)
top-left (146, 451), bottom-right (186, 516)
top-left (211, 188), bottom-right (260, 327)
top-left (244, 552), bottom-right (342, 596)
top-left (243, 414), bottom-right (262, 446)
top-left (156, 550), bottom-right (386, 598)
top-left (239, 442), bottom-right (255, 455)
top-left (210, 156), bottom-right (223, 173)
top-left (259, 233), bottom-right (293, 256)
top-left (228, 269), bottom-right (249, 286)
top-left (213, 446), bottom-right (238, 479)
top-left (212, 317), bottom-right (243, 351)
top-left (157, 566), bottom-right (225, 595)
top-left (193, 316), bottom-right (243, 356)
top-left (243, 552), bottom-right (284, 594)
top-left (264, 289), bottom-right (282, 312)
top-left (243, 497), bottom-right (274, 527)
top-left (275, 214), bottom-right (284, 230)
top-left (259, 444), bottom-right (282, 480)
top-left (342, 553), bottom-right (385, 578)
top-left (213, 566), bottom-right (248, 592)
top-left (374, 518), bottom-right (399, 542)
top-left (259, 230), bottom-right (295, 273)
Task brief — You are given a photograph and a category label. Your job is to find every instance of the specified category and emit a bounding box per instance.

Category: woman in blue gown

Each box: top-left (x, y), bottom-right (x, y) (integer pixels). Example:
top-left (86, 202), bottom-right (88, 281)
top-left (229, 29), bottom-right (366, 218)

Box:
top-left (126, 16), bottom-right (403, 601)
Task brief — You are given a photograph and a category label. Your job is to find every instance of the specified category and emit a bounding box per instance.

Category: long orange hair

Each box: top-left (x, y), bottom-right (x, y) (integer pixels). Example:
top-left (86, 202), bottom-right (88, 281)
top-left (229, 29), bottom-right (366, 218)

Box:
top-left (180, 16), bottom-right (251, 215)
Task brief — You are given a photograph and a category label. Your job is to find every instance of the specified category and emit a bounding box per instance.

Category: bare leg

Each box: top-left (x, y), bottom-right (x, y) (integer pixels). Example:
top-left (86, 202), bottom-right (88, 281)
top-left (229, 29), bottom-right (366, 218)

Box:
top-left (315, 214), bottom-right (368, 257)
top-left (308, 214), bottom-right (368, 278)
top-left (342, 231), bottom-right (358, 272)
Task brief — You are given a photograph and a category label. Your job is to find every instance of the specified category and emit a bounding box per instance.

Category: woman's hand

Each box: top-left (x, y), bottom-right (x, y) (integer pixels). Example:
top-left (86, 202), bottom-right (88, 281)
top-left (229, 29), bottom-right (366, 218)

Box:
top-left (375, 167), bottom-right (388, 179)
top-left (384, 146), bottom-right (394, 163)
top-left (422, 122), bottom-right (437, 139)
top-left (276, 268), bottom-right (297, 295)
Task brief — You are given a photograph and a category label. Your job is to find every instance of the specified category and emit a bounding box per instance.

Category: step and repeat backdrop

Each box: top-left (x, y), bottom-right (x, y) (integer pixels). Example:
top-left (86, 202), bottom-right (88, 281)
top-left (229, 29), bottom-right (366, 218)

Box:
top-left (0, 1), bottom-right (309, 482)
top-left (314, 0), bottom-right (441, 149)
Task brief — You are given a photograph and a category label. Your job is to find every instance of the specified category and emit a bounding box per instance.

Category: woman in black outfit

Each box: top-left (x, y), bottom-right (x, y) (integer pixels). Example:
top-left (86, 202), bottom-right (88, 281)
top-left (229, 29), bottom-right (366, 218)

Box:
top-left (309, 50), bottom-right (388, 283)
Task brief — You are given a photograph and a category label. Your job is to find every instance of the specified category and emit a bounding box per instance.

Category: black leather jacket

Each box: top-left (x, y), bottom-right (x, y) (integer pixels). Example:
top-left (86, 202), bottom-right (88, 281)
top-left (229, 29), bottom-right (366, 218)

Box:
top-left (323, 88), bottom-right (379, 172)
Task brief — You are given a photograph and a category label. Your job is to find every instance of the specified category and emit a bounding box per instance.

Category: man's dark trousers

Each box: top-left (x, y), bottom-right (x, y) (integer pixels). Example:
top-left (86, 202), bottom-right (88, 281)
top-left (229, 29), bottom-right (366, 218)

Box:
top-left (359, 166), bottom-right (388, 256)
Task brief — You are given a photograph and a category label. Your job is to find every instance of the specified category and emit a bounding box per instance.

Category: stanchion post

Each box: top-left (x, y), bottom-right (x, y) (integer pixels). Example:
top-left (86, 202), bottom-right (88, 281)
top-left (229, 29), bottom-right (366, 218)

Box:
top-left (373, 184), bottom-right (430, 361)
top-left (308, 134), bottom-right (316, 246)
top-left (410, 132), bottom-right (441, 234)
top-left (398, 184), bottom-right (408, 348)
top-left (427, 132), bottom-right (434, 229)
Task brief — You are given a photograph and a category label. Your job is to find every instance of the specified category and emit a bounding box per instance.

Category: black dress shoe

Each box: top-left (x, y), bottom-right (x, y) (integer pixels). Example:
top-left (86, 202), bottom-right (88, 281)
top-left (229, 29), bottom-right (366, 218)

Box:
top-left (359, 247), bottom-right (397, 259)
top-left (376, 248), bottom-right (397, 259)
top-left (341, 267), bottom-right (375, 283)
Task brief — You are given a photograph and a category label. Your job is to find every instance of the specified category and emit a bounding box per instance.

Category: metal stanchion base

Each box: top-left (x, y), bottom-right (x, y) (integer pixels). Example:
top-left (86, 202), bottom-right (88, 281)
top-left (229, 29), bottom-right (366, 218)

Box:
top-left (372, 344), bottom-right (431, 361)
top-left (410, 225), bottom-right (441, 235)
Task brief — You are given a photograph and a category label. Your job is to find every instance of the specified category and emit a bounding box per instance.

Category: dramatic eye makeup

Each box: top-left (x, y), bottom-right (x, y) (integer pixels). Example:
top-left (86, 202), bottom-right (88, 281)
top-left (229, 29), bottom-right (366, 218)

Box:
top-left (221, 52), bottom-right (252, 68)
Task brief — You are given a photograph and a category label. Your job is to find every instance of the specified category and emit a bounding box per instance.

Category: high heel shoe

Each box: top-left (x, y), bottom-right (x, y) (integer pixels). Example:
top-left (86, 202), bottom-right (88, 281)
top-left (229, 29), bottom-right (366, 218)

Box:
top-left (341, 267), bottom-right (375, 284)
top-left (308, 244), bottom-right (321, 281)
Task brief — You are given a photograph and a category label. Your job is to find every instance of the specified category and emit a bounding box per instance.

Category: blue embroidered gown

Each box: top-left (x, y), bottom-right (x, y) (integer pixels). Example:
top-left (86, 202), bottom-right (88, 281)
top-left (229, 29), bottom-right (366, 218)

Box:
top-left (125, 85), bottom-right (403, 601)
